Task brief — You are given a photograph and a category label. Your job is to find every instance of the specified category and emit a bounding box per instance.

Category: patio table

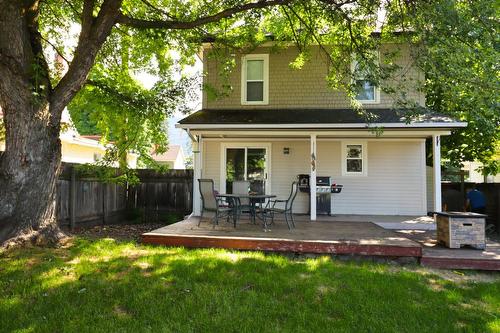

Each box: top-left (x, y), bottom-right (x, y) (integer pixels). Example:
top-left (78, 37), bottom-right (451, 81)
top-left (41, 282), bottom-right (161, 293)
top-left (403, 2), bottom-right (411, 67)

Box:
top-left (216, 193), bottom-right (276, 231)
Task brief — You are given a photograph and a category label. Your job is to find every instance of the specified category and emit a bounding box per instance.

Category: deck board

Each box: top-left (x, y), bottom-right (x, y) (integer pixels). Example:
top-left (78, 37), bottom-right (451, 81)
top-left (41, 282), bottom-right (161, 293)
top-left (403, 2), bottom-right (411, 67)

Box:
top-left (397, 229), bottom-right (500, 271)
top-left (142, 216), bottom-right (422, 257)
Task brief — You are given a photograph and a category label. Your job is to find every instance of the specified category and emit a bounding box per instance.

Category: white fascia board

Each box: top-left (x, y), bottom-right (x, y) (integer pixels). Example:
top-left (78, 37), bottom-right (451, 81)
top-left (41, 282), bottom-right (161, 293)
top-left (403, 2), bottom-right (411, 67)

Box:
top-left (176, 122), bottom-right (467, 130)
top-left (202, 41), bottom-right (290, 49)
top-left (188, 129), bottom-right (452, 138)
top-left (61, 135), bottom-right (109, 150)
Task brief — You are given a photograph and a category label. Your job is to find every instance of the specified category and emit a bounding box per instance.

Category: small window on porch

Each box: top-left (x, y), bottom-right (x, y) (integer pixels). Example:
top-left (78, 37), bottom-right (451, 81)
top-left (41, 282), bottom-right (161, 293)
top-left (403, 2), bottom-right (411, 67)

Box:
top-left (241, 54), bottom-right (269, 105)
top-left (342, 142), bottom-right (367, 176)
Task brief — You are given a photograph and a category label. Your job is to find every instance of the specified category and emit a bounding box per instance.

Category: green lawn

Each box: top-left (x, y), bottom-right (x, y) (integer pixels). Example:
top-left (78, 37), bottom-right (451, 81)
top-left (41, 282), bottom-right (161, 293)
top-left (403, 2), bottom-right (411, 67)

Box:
top-left (1, 238), bottom-right (499, 333)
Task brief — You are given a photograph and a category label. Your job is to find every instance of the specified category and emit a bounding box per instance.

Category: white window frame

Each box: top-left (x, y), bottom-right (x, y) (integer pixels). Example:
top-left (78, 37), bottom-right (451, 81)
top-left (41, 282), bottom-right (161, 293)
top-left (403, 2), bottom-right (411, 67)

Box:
top-left (341, 141), bottom-right (368, 176)
top-left (351, 52), bottom-right (380, 104)
top-left (220, 142), bottom-right (272, 194)
top-left (241, 54), bottom-right (269, 105)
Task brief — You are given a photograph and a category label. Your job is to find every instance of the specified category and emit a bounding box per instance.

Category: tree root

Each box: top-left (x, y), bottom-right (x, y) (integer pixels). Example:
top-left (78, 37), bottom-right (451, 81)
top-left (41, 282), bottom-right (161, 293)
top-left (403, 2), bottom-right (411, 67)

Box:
top-left (1, 225), bottom-right (69, 250)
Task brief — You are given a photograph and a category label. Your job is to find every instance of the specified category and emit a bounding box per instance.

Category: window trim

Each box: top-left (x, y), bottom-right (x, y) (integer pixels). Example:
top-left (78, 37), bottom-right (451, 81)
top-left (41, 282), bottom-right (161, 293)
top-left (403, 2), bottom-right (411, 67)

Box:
top-left (220, 142), bottom-right (272, 195)
top-left (341, 141), bottom-right (368, 176)
top-left (241, 54), bottom-right (269, 105)
top-left (351, 52), bottom-right (380, 104)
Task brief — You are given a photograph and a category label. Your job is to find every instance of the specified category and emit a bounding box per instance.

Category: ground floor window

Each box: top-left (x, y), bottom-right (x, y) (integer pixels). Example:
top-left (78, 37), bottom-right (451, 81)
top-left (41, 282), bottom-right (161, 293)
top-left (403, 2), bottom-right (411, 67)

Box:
top-left (222, 144), bottom-right (270, 194)
top-left (342, 141), bottom-right (367, 176)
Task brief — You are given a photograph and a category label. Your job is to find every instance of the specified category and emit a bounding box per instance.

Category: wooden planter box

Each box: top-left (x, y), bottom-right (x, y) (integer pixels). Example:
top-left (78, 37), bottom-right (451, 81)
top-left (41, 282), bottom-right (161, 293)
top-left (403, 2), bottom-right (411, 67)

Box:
top-left (435, 212), bottom-right (486, 250)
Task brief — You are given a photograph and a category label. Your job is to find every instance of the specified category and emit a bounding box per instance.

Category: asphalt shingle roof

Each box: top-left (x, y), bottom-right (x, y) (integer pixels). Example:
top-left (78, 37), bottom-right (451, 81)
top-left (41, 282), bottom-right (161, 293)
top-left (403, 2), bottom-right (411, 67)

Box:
top-left (178, 108), bottom-right (462, 128)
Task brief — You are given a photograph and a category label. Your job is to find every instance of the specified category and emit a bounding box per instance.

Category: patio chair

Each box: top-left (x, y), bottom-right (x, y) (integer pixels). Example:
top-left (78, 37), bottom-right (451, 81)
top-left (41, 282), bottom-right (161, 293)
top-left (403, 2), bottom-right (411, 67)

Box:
top-left (232, 180), bottom-right (252, 221)
top-left (264, 181), bottom-right (299, 230)
top-left (198, 179), bottom-right (235, 227)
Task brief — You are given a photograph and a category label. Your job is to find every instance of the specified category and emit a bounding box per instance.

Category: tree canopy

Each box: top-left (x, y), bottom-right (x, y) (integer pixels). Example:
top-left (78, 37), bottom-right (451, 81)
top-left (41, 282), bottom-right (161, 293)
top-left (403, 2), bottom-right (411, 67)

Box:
top-left (35, 0), bottom-right (500, 173)
top-left (412, 0), bottom-right (499, 174)
top-left (39, 0), bottom-right (498, 174)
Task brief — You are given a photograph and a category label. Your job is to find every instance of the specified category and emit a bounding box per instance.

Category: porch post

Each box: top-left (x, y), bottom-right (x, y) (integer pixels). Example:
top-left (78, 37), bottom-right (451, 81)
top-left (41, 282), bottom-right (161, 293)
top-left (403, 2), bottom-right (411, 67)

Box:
top-left (192, 135), bottom-right (202, 216)
top-left (432, 134), bottom-right (442, 212)
top-left (310, 134), bottom-right (317, 221)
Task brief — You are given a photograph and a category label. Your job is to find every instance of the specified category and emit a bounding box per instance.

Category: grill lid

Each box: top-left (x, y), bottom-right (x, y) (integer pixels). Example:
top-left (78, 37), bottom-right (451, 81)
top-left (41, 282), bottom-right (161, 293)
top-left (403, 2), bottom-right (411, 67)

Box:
top-left (316, 176), bottom-right (331, 186)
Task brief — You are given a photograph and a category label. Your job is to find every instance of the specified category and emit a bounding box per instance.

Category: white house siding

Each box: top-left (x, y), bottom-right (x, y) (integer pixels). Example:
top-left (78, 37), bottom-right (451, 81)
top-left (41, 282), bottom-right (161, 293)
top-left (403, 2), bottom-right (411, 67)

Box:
top-left (318, 141), bottom-right (427, 215)
top-left (201, 139), bottom-right (427, 216)
top-left (270, 141), bottom-right (311, 213)
top-left (202, 140), bottom-right (221, 190)
top-left (426, 166), bottom-right (434, 212)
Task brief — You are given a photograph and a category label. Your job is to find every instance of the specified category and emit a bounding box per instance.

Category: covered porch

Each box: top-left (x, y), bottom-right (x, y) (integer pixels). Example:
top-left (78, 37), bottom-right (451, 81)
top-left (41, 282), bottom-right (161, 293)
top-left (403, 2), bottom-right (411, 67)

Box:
top-left (178, 109), bottom-right (464, 220)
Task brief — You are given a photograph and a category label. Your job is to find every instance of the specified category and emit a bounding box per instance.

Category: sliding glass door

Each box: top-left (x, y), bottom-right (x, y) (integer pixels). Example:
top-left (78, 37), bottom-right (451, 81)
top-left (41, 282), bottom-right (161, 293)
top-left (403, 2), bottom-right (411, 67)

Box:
top-left (223, 144), bottom-right (269, 194)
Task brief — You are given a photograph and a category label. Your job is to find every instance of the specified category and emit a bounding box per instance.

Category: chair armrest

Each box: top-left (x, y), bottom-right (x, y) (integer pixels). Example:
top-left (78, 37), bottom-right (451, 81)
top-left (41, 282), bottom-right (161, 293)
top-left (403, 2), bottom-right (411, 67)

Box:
top-left (268, 199), bottom-right (287, 209)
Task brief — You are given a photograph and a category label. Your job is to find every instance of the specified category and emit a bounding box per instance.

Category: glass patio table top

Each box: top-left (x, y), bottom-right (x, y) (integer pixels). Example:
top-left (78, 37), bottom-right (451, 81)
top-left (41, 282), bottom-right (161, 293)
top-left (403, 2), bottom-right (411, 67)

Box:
top-left (216, 193), bottom-right (276, 200)
top-left (215, 193), bottom-right (276, 230)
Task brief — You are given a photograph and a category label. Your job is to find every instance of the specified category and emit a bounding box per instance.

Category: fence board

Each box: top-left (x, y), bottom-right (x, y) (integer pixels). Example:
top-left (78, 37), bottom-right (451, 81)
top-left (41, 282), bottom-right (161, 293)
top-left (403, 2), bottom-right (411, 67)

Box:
top-left (55, 163), bottom-right (193, 227)
top-left (442, 182), bottom-right (499, 231)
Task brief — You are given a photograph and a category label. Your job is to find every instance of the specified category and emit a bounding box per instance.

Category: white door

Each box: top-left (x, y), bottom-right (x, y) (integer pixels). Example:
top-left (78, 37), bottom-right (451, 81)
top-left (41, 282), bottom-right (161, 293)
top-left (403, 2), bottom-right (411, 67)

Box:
top-left (221, 144), bottom-right (271, 194)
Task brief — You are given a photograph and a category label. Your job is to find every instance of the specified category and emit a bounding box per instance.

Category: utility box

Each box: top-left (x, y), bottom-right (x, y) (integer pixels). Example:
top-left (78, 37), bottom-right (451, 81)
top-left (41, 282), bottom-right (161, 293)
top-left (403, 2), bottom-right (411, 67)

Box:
top-left (435, 212), bottom-right (487, 250)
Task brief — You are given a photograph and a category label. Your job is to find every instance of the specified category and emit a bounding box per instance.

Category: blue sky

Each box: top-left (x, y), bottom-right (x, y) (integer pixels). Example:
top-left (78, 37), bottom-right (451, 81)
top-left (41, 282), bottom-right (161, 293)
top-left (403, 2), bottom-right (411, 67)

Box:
top-left (168, 112), bottom-right (192, 154)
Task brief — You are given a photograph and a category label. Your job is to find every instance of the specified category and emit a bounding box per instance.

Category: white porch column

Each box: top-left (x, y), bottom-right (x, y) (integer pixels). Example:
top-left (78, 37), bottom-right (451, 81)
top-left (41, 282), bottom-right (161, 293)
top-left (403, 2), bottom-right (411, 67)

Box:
top-left (192, 135), bottom-right (202, 216)
top-left (310, 134), bottom-right (317, 221)
top-left (432, 134), bottom-right (442, 212)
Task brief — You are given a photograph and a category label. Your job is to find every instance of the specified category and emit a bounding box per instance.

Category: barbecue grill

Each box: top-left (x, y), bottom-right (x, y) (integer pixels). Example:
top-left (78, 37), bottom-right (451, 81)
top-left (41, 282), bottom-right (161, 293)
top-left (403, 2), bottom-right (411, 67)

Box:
top-left (298, 174), bottom-right (343, 215)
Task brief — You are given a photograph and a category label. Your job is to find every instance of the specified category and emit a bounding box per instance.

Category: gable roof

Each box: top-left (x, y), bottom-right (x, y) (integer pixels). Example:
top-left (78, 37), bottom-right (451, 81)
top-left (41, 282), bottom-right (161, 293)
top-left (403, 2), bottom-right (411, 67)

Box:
top-left (177, 108), bottom-right (466, 130)
top-left (152, 145), bottom-right (183, 162)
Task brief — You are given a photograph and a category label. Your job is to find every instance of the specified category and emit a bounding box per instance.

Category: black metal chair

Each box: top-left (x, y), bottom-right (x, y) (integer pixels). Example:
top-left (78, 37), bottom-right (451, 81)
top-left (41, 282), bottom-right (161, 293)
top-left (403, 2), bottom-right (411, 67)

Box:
top-left (264, 181), bottom-right (299, 230)
top-left (232, 180), bottom-right (252, 221)
top-left (198, 179), bottom-right (235, 227)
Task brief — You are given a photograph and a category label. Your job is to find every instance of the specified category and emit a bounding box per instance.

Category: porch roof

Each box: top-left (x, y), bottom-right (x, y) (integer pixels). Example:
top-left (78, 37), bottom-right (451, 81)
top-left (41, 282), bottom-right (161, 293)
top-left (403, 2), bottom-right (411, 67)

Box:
top-left (177, 108), bottom-right (466, 130)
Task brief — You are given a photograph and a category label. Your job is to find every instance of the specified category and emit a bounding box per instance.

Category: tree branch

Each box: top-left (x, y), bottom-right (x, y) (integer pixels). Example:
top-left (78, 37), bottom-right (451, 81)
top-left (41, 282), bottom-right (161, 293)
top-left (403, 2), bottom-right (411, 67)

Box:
top-left (117, 0), bottom-right (293, 30)
top-left (51, 0), bottom-right (122, 118)
top-left (40, 35), bottom-right (70, 65)
top-left (26, 0), bottom-right (53, 92)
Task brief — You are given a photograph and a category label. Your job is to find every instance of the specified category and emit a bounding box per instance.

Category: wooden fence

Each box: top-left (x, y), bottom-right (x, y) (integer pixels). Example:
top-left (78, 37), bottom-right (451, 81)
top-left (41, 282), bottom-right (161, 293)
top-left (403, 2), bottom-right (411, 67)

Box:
top-left (57, 164), bottom-right (193, 228)
top-left (127, 169), bottom-right (193, 223)
top-left (442, 182), bottom-right (500, 230)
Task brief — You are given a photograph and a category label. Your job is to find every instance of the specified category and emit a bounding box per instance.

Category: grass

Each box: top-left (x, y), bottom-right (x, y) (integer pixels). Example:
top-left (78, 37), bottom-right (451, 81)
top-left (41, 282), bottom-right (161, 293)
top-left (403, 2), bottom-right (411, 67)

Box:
top-left (1, 238), bottom-right (500, 333)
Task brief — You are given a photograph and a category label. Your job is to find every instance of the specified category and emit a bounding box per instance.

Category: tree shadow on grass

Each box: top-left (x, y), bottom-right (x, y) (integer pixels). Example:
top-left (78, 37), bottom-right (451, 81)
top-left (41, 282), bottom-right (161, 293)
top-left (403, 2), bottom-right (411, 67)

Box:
top-left (0, 238), bottom-right (499, 332)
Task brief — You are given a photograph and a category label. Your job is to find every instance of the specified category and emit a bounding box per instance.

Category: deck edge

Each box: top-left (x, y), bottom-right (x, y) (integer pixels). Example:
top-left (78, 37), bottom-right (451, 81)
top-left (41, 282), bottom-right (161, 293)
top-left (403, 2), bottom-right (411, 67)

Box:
top-left (420, 257), bottom-right (500, 271)
top-left (142, 234), bottom-right (422, 257)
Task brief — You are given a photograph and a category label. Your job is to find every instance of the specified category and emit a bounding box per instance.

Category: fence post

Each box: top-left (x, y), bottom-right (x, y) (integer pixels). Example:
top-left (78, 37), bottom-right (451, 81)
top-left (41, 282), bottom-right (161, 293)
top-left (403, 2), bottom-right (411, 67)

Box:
top-left (102, 183), bottom-right (108, 225)
top-left (69, 166), bottom-right (76, 230)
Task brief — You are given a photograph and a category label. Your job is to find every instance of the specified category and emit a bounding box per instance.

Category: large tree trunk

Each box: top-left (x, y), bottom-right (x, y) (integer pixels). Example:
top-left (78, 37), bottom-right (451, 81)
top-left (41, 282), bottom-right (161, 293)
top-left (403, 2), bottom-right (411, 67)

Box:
top-left (0, 0), bottom-right (121, 246)
top-left (0, 0), bottom-right (66, 246)
top-left (0, 98), bottom-right (65, 246)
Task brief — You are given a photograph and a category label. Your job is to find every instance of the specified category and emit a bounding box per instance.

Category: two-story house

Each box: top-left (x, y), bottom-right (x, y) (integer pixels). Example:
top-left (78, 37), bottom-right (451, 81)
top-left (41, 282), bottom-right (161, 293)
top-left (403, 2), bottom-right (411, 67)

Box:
top-left (177, 42), bottom-right (466, 220)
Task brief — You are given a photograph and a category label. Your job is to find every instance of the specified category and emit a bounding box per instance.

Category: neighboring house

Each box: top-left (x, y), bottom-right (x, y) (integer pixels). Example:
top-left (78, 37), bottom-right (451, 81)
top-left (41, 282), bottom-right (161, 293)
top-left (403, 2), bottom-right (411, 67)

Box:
top-left (462, 161), bottom-right (500, 183)
top-left (151, 145), bottom-right (186, 169)
top-left (177, 42), bottom-right (466, 219)
top-left (0, 108), bottom-right (137, 168)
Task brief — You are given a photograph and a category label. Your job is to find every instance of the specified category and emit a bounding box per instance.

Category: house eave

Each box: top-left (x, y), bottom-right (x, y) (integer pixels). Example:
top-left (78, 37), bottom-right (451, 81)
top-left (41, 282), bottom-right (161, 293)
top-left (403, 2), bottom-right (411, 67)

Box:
top-left (176, 122), bottom-right (467, 130)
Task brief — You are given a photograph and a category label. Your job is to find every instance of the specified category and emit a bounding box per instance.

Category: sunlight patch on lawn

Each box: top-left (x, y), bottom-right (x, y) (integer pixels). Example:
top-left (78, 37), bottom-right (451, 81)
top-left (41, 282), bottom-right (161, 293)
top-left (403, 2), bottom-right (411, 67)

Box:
top-left (121, 248), bottom-right (150, 259)
top-left (305, 255), bottom-right (333, 271)
top-left (40, 267), bottom-right (78, 288)
top-left (212, 251), bottom-right (248, 263)
top-left (487, 319), bottom-right (500, 332)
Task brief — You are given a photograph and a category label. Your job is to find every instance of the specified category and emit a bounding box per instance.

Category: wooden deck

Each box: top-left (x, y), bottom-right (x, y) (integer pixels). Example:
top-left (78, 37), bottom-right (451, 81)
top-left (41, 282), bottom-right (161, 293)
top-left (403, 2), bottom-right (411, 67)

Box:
top-left (142, 216), bottom-right (422, 257)
top-left (142, 215), bottom-right (500, 270)
top-left (398, 229), bottom-right (500, 271)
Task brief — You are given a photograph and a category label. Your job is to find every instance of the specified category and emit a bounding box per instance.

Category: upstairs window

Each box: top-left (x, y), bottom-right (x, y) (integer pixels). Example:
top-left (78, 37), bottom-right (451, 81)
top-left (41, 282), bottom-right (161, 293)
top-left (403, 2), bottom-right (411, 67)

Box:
top-left (342, 141), bottom-right (367, 176)
top-left (241, 54), bottom-right (269, 105)
top-left (352, 53), bottom-right (380, 104)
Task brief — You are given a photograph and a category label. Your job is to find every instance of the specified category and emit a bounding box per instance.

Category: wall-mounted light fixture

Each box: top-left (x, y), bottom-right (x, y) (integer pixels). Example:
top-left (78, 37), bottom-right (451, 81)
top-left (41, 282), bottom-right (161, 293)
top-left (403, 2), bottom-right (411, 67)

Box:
top-left (283, 147), bottom-right (290, 155)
